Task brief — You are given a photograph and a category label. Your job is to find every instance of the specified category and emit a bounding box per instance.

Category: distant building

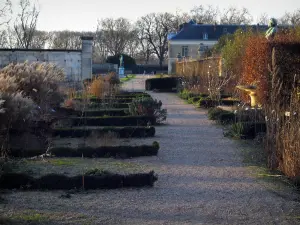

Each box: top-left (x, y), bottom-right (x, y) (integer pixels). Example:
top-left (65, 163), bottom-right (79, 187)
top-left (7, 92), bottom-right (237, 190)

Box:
top-left (168, 20), bottom-right (268, 74)
top-left (0, 36), bottom-right (93, 81)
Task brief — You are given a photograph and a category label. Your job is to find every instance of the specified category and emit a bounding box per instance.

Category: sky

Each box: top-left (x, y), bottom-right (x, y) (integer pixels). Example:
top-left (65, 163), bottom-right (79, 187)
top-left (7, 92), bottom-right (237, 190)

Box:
top-left (9, 0), bottom-right (300, 31)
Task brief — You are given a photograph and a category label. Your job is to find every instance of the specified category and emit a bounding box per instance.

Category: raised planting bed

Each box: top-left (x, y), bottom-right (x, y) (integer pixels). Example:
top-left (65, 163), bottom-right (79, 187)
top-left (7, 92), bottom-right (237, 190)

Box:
top-left (69, 115), bottom-right (156, 126)
top-left (52, 126), bottom-right (155, 138)
top-left (145, 77), bottom-right (179, 91)
top-left (11, 141), bottom-right (160, 158)
top-left (0, 171), bottom-right (158, 190)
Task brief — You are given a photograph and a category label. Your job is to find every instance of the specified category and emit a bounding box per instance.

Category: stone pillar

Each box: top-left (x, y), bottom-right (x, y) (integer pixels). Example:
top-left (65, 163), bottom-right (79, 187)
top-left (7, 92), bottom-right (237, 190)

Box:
top-left (81, 36), bottom-right (93, 81)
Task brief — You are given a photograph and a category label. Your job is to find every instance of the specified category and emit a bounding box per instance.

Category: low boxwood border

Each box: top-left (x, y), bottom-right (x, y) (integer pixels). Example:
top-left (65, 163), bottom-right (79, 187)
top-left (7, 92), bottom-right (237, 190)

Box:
top-left (81, 109), bottom-right (129, 117)
top-left (0, 171), bottom-right (158, 190)
top-left (197, 99), bottom-right (240, 108)
top-left (11, 141), bottom-right (160, 158)
top-left (54, 108), bottom-right (129, 117)
top-left (73, 98), bottom-right (135, 104)
top-left (69, 115), bottom-right (156, 126)
top-left (208, 108), bottom-right (235, 124)
top-left (52, 126), bottom-right (156, 138)
top-left (88, 103), bottom-right (130, 109)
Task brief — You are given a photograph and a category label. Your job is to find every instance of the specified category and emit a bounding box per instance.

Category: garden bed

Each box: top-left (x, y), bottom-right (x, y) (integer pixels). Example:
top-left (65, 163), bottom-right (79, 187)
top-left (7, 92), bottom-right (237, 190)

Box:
top-left (52, 126), bottom-right (156, 138)
top-left (68, 115), bottom-right (156, 126)
top-left (10, 141), bottom-right (160, 158)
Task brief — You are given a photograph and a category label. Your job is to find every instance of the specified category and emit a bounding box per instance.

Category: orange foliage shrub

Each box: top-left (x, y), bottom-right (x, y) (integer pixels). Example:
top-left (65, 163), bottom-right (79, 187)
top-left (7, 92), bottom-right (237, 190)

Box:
top-left (240, 28), bottom-right (300, 105)
top-left (88, 76), bottom-right (108, 98)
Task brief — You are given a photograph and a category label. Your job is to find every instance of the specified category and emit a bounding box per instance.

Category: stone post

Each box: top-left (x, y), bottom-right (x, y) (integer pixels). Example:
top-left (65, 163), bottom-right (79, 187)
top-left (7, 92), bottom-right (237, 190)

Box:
top-left (81, 36), bottom-right (93, 81)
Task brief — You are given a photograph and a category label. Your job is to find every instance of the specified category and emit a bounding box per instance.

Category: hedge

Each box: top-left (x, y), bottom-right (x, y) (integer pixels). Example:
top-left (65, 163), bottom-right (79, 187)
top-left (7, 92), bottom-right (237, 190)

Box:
top-left (225, 122), bottom-right (266, 139)
top-left (10, 141), bottom-right (160, 158)
top-left (52, 126), bottom-right (156, 138)
top-left (145, 77), bottom-right (178, 91)
top-left (80, 109), bottom-right (129, 117)
top-left (88, 102), bottom-right (130, 109)
top-left (69, 115), bottom-right (156, 126)
top-left (0, 171), bottom-right (158, 190)
top-left (207, 108), bottom-right (235, 124)
top-left (73, 98), bottom-right (134, 104)
top-left (197, 99), bottom-right (240, 108)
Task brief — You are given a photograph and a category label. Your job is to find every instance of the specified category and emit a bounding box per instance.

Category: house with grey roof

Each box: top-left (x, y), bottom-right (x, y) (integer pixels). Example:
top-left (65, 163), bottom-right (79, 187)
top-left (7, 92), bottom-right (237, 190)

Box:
top-left (167, 20), bottom-right (268, 74)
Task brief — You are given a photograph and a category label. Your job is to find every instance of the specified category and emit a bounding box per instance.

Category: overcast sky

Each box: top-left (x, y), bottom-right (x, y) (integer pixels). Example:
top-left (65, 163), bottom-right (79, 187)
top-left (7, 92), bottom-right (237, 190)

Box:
top-left (10, 0), bottom-right (300, 31)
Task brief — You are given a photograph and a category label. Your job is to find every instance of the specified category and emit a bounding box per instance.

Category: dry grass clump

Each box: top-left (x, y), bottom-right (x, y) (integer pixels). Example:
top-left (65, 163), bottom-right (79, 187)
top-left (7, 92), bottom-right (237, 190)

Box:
top-left (88, 72), bottom-right (120, 98)
top-left (0, 61), bottom-right (66, 156)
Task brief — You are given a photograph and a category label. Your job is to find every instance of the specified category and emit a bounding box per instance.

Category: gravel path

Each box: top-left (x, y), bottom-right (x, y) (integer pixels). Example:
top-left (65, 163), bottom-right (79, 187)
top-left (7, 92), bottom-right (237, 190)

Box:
top-left (1, 75), bottom-right (300, 225)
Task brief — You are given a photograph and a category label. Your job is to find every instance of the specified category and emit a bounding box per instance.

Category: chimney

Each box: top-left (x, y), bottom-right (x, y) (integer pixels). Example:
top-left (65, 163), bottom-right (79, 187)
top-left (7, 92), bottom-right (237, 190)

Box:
top-left (81, 36), bottom-right (93, 81)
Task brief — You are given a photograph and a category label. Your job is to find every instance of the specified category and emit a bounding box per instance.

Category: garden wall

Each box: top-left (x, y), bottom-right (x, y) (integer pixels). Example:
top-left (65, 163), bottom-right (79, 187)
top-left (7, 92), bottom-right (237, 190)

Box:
top-left (175, 58), bottom-right (237, 95)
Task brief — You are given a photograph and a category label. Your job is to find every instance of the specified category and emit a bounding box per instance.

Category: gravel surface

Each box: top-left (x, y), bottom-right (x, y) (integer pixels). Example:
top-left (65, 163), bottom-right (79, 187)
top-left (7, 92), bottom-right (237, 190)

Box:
top-left (1, 75), bottom-right (300, 225)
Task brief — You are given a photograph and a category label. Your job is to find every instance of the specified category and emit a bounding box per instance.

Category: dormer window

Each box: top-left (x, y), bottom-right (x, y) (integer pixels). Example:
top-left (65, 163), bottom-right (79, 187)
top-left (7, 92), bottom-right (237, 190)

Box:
top-left (203, 33), bottom-right (208, 40)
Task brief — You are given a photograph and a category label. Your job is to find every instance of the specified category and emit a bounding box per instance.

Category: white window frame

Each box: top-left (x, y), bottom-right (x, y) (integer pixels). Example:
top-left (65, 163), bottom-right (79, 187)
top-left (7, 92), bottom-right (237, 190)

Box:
top-left (182, 46), bottom-right (188, 57)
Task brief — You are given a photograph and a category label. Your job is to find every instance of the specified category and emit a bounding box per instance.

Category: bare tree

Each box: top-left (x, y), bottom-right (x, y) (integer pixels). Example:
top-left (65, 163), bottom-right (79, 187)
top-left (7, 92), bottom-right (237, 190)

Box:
top-left (93, 30), bottom-right (108, 63)
top-left (220, 7), bottom-right (253, 25)
top-left (190, 5), bottom-right (219, 24)
top-left (0, 30), bottom-right (8, 47)
top-left (137, 12), bottom-right (176, 68)
top-left (48, 31), bottom-right (82, 49)
top-left (0, 0), bottom-right (11, 27)
top-left (13, 0), bottom-right (39, 49)
top-left (124, 29), bottom-right (139, 58)
top-left (279, 9), bottom-right (300, 25)
top-left (257, 13), bottom-right (269, 25)
top-left (30, 30), bottom-right (49, 48)
top-left (98, 17), bottom-right (135, 55)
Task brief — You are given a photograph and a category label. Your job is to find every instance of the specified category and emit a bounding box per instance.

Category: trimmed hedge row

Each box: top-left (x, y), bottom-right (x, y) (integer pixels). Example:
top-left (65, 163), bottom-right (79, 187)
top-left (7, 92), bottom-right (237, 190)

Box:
top-left (10, 141), bottom-right (160, 158)
top-left (69, 115), bottom-right (156, 126)
top-left (88, 103), bottom-right (130, 109)
top-left (81, 109), bottom-right (129, 117)
top-left (225, 122), bottom-right (266, 139)
top-left (197, 99), bottom-right (240, 108)
top-left (58, 108), bottom-right (129, 117)
top-left (0, 171), bottom-right (158, 190)
top-left (145, 77), bottom-right (178, 91)
top-left (208, 108), bottom-right (235, 124)
top-left (52, 126), bottom-right (155, 138)
top-left (73, 98), bottom-right (140, 104)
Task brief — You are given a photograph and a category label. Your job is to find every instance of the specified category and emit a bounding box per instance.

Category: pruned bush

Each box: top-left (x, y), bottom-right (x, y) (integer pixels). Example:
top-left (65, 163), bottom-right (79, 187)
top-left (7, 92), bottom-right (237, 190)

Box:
top-left (129, 97), bottom-right (167, 124)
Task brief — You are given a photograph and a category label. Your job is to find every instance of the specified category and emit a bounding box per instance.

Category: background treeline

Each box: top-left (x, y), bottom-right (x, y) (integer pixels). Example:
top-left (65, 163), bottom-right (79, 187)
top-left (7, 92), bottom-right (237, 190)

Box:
top-left (0, 0), bottom-right (300, 66)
